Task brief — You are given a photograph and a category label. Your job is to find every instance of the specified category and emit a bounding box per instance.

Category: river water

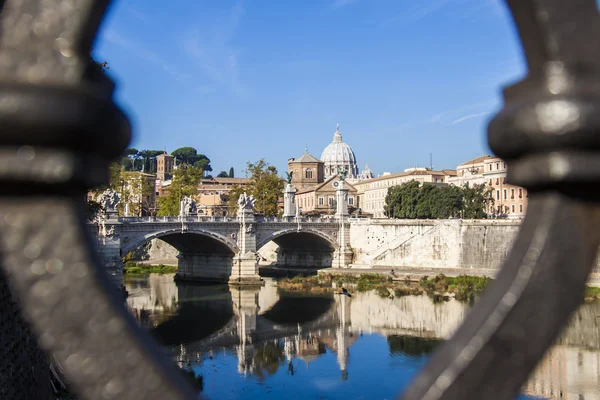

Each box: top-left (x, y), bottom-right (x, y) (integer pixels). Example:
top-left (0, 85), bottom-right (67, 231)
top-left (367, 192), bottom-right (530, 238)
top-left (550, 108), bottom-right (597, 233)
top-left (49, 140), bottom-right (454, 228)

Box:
top-left (124, 274), bottom-right (600, 400)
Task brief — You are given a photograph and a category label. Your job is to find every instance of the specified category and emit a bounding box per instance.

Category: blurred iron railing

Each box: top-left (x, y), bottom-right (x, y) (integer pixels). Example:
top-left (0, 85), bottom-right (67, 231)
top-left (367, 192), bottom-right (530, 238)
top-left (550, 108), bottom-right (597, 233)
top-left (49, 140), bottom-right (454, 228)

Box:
top-left (0, 0), bottom-right (599, 399)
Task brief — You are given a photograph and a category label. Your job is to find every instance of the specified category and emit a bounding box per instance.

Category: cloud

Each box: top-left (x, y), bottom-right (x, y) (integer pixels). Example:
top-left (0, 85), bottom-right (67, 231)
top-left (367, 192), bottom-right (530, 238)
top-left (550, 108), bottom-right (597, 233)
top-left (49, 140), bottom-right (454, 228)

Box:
top-left (452, 112), bottom-right (490, 124)
top-left (430, 99), bottom-right (496, 123)
top-left (332, 0), bottom-right (358, 9)
top-left (181, 3), bottom-right (246, 97)
top-left (103, 30), bottom-right (192, 84)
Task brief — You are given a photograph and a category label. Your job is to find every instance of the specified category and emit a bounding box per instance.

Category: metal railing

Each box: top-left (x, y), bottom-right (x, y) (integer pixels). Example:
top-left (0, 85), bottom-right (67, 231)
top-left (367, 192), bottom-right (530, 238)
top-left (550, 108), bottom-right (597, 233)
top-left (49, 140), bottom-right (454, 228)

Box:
top-left (0, 0), bottom-right (599, 399)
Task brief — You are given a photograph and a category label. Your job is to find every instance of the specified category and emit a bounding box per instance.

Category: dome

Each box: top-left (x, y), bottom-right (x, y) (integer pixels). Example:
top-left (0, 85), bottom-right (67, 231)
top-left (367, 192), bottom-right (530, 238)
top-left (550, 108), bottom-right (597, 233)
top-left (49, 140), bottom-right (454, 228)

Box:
top-left (359, 164), bottom-right (374, 180)
top-left (320, 125), bottom-right (359, 179)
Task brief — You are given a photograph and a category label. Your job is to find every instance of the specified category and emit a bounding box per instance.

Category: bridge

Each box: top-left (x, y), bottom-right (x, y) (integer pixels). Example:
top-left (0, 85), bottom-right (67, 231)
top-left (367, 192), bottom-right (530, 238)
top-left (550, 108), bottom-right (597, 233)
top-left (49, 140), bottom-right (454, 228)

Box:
top-left (93, 213), bottom-right (352, 285)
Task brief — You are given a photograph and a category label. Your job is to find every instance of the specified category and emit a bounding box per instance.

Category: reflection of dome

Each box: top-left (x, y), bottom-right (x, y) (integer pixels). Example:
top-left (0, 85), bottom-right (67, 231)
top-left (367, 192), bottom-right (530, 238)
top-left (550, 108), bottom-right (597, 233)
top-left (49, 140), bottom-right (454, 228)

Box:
top-left (359, 164), bottom-right (374, 180)
top-left (321, 124), bottom-right (359, 179)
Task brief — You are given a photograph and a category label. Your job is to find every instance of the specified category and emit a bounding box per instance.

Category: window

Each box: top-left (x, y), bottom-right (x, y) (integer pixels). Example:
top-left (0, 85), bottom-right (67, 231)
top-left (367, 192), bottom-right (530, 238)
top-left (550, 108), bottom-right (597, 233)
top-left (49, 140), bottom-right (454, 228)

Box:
top-left (305, 168), bottom-right (313, 179)
top-left (504, 190), bottom-right (507, 200)
top-left (511, 188), bottom-right (515, 199)
top-left (489, 164), bottom-right (492, 171)
top-left (328, 197), bottom-right (334, 206)
top-left (520, 205), bottom-right (523, 212)
top-left (496, 190), bottom-right (500, 200)
top-left (503, 162), bottom-right (507, 169)
top-left (518, 188), bottom-right (522, 198)
top-left (496, 163), bottom-right (499, 170)
top-left (512, 205), bottom-right (515, 213)
top-left (318, 197), bottom-right (324, 206)
top-left (489, 179), bottom-right (492, 185)
top-left (496, 178), bottom-right (499, 185)
top-left (503, 178), bottom-right (506, 184)
top-left (349, 197), bottom-right (354, 205)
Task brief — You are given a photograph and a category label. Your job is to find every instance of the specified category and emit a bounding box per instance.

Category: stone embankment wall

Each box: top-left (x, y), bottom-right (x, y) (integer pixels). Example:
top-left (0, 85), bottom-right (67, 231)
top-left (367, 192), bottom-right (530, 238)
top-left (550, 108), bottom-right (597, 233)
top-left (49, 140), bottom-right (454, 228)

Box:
top-left (350, 219), bottom-right (600, 274)
top-left (350, 219), bottom-right (522, 271)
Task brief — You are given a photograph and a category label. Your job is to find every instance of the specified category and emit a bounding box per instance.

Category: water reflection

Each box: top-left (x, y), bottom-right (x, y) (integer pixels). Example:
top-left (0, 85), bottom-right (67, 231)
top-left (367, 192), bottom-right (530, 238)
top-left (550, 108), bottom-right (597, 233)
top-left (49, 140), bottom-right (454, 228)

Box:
top-left (125, 274), bottom-right (599, 399)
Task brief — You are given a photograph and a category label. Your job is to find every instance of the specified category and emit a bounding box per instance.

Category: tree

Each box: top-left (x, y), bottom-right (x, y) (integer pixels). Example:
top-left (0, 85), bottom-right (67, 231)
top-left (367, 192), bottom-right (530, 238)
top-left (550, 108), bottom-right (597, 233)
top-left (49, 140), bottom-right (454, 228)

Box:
top-left (217, 171), bottom-right (229, 178)
top-left (121, 172), bottom-right (157, 216)
top-left (171, 147), bottom-right (212, 175)
top-left (229, 167), bottom-right (235, 178)
top-left (156, 165), bottom-right (203, 216)
top-left (385, 181), bottom-right (491, 219)
top-left (462, 183), bottom-right (494, 219)
top-left (227, 159), bottom-right (284, 217)
top-left (122, 148), bottom-right (141, 171)
top-left (138, 149), bottom-right (164, 173)
top-left (171, 147), bottom-right (197, 166)
top-left (193, 154), bottom-right (212, 173)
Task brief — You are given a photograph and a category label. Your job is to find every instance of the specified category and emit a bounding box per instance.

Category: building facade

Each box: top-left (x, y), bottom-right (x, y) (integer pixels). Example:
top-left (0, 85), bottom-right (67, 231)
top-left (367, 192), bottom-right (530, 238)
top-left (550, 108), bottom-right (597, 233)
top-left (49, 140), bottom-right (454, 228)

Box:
top-left (287, 151), bottom-right (325, 190)
top-left (482, 156), bottom-right (528, 218)
top-left (446, 155), bottom-right (494, 187)
top-left (295, 175), bottom-right (358, 216)
top-left (156, 152), bottom-right (175, 181)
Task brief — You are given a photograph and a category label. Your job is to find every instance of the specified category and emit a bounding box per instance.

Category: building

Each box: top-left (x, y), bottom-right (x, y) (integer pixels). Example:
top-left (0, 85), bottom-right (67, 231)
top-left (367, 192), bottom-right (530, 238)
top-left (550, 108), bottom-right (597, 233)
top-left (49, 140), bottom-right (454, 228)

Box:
top-left (196, 177), bottom-right (251, 216)
top-left (155, 176), bottom-right (251, 216)
top-left (156, 152), bottom-right (175, 181)
top-left (295, 175), bottom-right (358, 216)
top-left (320, 124), bottom-right (359, 181)
top-left (447, 155), bottom-right (494, 187)
top-left (287, 151), bottom-right (325, 190)
top-left (353, 168), bottom-right (457, 218)
top-left (482, 156), bottom-right (528, 218)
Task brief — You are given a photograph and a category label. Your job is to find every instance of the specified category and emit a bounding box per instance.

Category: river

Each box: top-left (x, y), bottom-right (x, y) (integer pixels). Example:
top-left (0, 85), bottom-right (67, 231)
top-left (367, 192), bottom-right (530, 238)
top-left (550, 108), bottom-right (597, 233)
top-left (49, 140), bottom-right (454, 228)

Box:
top-left (124, 273), bottom-right (600, 400)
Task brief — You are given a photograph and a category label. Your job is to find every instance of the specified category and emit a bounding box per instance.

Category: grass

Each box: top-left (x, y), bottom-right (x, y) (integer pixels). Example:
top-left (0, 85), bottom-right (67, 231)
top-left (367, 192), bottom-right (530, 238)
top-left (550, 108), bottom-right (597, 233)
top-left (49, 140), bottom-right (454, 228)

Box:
top-left (274, 272), bottom-right (495, 303)
top-left (123, 261), bottom-right (178, 275)
top-left (419, 274), bottom-right (492, 302)
top-left (584, 286), bottom-right (600, 302)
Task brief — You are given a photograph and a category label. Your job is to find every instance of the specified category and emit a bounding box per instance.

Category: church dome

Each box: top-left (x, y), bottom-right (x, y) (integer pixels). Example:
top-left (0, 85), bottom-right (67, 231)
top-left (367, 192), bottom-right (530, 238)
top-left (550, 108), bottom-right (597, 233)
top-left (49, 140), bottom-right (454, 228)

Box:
top-left (359, 164), bottom-right (374, 180)
top-left (320, 125), bottom-right (359, 179)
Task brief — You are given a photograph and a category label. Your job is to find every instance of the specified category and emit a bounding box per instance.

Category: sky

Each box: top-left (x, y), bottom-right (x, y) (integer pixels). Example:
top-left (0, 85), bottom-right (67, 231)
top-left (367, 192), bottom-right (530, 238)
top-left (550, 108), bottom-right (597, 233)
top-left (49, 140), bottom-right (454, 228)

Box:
top-left (94, 0), bottom-right (527, 178)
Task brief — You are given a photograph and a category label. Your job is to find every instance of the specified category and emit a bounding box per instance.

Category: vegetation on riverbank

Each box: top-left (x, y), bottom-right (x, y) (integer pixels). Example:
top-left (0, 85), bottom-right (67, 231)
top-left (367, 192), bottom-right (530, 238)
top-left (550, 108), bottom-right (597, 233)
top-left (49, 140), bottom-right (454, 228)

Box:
top-left (584, 286), bottom-right (600, 302)
top-left (123, 261), bottom-right (178, 275)
top-left (276, 273), bottom-right (493, 303)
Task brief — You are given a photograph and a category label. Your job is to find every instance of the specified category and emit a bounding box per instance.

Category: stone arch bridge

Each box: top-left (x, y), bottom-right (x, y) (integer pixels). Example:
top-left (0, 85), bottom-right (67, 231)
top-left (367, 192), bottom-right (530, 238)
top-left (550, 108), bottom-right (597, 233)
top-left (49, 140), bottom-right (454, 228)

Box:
top-left (93, 214), bottom-right (352, 285)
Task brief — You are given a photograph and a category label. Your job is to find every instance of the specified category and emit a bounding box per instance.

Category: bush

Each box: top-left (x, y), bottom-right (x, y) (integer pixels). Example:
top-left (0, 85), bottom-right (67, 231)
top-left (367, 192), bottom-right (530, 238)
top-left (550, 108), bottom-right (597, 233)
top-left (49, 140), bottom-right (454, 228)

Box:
top-left (123, 262), bottom-right (178, 275)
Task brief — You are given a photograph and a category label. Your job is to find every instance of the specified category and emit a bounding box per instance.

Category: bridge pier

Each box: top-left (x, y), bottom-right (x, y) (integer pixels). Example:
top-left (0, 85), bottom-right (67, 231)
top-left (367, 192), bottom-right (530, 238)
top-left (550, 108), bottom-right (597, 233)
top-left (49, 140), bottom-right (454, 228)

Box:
top-left (174, 251), bottom-right (234, 283)
top-left (230, 206), bottom-right (263, 286)
top-left (333, 219), bottom-right (353, 268)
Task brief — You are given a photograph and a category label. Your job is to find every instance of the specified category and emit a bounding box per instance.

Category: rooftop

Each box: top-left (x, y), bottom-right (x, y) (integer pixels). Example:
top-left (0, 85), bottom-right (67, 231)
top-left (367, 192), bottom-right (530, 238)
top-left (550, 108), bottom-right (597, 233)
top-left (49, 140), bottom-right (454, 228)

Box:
top-left (457, 155), bottom-right (493, 167)
top-left (289, 152), bottom-right (323, 164)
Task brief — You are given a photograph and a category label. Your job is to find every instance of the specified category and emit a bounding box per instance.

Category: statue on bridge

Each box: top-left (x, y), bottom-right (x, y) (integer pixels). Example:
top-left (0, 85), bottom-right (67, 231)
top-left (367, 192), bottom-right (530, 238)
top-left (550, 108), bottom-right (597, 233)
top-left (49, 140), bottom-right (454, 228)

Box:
top-left (338, 168), bottom-right (347, 182)
top-left (237, 192), bottom-right (256, 213)
top-left (98, 188), bottom-right (120, 212)
top-left (180, 196), bottom-right (197, 216)
top-left (285, 171), bottom-right (293, 184)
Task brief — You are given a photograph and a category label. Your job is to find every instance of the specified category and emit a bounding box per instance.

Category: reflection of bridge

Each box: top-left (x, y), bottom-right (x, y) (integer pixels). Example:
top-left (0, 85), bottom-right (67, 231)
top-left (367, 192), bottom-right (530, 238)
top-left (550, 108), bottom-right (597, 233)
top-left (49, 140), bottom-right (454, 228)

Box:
top-left (93, 213), bottom-right (352, 285)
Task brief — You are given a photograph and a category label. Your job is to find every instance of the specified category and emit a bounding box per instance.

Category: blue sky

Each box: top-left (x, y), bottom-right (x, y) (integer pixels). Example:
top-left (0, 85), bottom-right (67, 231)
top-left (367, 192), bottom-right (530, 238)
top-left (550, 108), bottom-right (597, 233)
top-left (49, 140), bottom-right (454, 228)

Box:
top-left (94, 0), bottom-right (526, 177)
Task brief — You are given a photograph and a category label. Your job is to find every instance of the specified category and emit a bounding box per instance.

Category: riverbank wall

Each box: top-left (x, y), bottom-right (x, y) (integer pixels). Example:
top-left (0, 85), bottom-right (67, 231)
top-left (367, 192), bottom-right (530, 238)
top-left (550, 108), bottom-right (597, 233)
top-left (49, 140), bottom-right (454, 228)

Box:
top-left (349, 219), bottom-right (600, 275)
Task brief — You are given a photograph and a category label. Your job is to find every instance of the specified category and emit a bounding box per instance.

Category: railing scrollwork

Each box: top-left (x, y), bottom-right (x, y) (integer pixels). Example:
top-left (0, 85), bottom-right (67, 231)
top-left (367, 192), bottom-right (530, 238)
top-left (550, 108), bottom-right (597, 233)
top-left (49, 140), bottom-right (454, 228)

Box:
top-left (0, 0), bottom-right (598, 399)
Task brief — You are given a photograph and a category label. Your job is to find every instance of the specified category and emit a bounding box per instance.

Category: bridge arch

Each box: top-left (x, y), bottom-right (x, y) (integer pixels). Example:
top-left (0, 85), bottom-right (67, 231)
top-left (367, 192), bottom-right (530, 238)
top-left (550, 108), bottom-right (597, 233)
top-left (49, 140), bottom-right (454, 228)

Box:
top-left (122, 228), bottom-right (239, 255)
top-left (256, 228), bottom-right (339, 252)
top-left (257, 228), bottom-right (338, 269)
